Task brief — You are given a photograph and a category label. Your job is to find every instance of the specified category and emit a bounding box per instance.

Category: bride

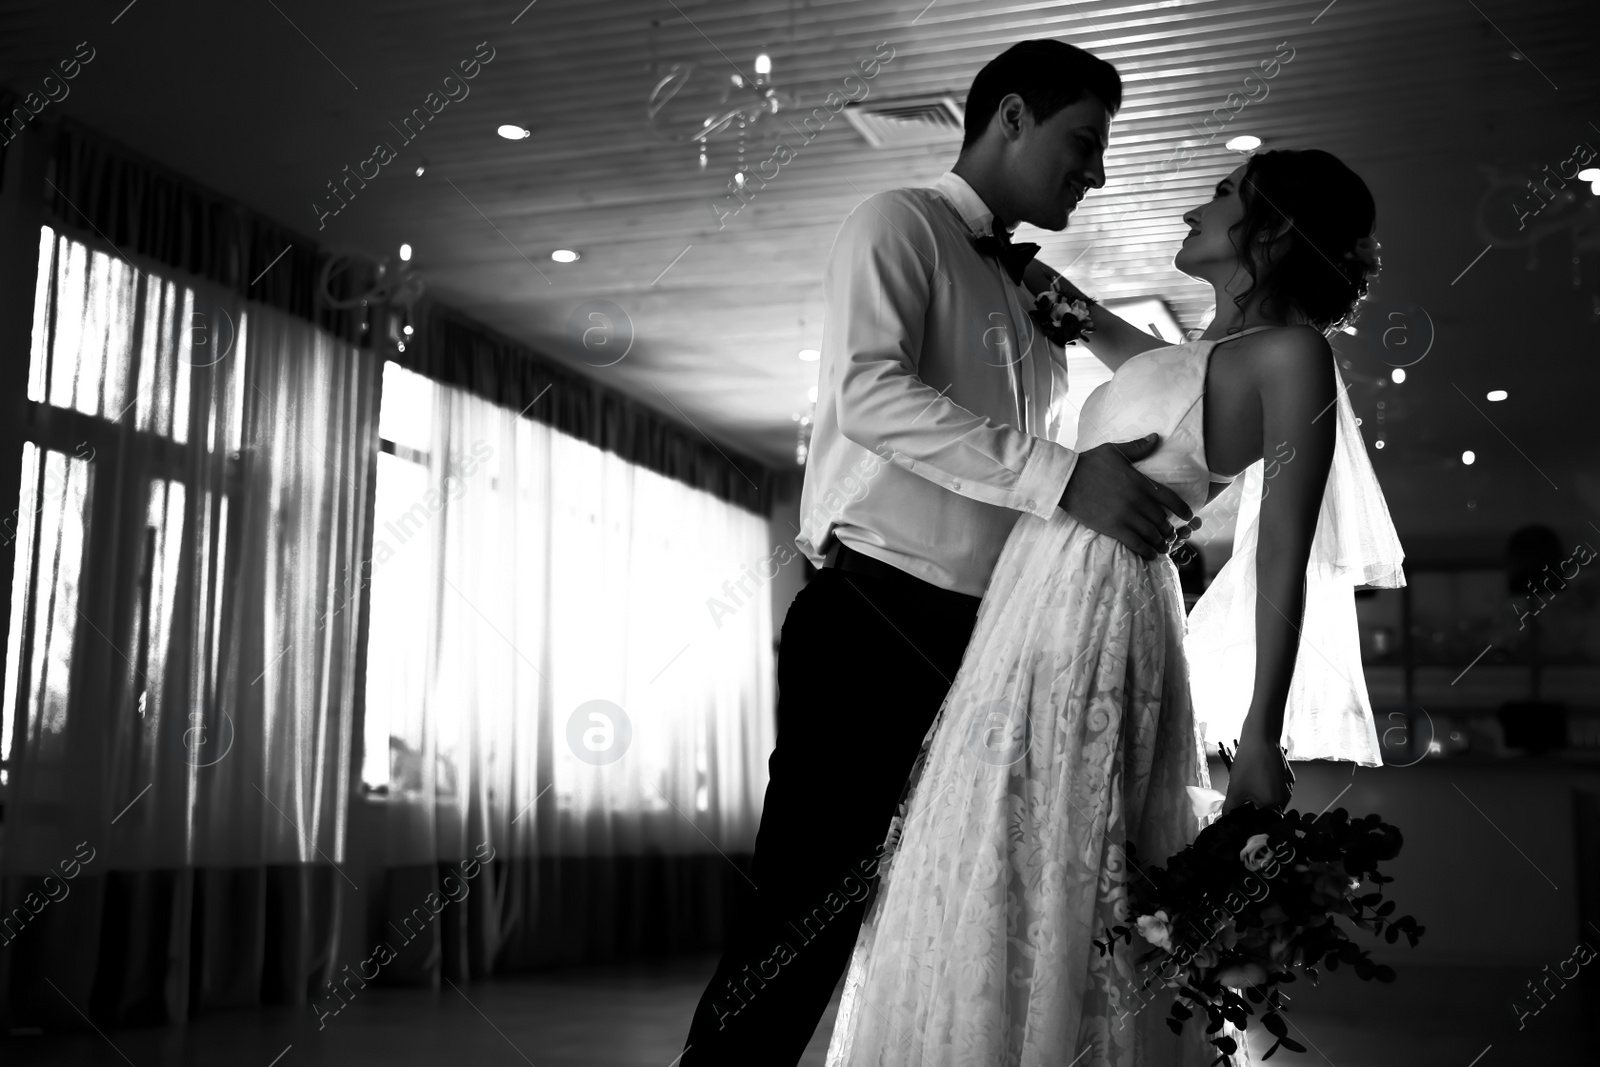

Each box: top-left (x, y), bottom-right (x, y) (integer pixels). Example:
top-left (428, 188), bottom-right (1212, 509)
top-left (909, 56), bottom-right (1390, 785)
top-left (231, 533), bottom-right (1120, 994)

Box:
top-left (824, 148), bottom-right (1402, 1066)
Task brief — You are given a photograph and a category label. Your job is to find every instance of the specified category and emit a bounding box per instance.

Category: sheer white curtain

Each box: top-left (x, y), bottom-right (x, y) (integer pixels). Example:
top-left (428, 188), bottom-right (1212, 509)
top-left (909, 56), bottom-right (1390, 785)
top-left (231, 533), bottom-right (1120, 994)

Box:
top-left (1, 225), bottom-right (377, 1022)
top-left (365, 367), bottom-right (776, 871)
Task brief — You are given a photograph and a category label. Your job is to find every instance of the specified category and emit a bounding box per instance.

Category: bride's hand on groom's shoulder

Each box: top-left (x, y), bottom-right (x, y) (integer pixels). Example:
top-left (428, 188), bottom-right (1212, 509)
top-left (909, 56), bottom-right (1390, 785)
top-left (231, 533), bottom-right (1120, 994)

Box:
top-left (1221, 731), bottom-right (1293, 814)
top-left (1058, 434), bottom-right (1196, 560)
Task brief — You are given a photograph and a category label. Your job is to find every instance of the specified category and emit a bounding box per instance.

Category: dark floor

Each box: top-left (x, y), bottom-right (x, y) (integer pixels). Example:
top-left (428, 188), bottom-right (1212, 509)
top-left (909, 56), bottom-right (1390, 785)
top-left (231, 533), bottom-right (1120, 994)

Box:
top-left (1, 953), bottom-right (1591, 1066)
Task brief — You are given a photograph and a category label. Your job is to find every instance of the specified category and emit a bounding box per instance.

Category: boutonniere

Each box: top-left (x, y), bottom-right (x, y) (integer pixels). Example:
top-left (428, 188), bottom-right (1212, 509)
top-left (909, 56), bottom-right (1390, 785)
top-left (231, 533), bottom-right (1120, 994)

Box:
top-left (1029, 278), bottom-right (1096, 346)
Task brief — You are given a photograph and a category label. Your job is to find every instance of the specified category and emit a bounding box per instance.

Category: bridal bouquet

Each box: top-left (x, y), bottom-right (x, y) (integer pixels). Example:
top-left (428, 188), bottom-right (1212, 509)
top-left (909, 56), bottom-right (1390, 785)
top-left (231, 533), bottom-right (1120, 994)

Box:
top-left (1093, 774), bottom-right (1424, 1064)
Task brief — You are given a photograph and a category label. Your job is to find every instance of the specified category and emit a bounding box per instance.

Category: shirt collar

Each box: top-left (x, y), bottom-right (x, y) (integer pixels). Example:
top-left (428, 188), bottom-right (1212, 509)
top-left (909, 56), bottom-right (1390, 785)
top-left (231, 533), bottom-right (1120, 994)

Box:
top-left (931, 171), bottom-right (1009, 238)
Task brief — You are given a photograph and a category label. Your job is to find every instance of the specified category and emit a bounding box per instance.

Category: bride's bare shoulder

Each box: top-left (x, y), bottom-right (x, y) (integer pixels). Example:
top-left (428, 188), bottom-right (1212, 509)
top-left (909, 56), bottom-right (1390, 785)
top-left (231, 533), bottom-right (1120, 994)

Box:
top-left (1238, 326), bottom-right (1335, 402)
top-left (1239, 324), bottom-right (1330, 360)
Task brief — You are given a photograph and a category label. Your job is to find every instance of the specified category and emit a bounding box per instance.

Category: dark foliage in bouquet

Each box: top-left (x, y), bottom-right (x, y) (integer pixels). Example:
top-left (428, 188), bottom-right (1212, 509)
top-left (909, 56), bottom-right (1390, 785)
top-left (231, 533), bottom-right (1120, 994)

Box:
top-left (1093, 777), bottom-right (1424, 1064)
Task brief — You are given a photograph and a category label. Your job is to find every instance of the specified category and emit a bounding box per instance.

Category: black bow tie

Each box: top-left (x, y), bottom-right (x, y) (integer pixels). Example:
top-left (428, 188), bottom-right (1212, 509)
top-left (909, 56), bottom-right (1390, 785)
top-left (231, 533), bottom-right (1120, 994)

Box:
top-left (971, 229), bottom-right (1040, 286)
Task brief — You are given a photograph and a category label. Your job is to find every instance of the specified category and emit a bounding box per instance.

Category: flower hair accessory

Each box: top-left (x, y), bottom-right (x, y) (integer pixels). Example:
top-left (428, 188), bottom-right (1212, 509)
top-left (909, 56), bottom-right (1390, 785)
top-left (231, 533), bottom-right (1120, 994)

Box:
top-left (1342, 234), bottom-right (1382, 286)
top-left (1030, 276), bottom-right (1096, 346)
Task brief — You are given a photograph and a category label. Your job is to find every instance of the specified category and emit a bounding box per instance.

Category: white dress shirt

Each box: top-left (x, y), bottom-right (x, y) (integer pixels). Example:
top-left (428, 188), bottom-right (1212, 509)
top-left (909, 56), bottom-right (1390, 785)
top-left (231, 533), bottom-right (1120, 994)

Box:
top-left (795, 172), bottom-right (1080, 598)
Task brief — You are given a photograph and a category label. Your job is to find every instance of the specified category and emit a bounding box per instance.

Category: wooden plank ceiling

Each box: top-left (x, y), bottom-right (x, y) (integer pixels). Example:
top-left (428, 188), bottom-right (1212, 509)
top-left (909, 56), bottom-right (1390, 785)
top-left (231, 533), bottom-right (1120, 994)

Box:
top-left (1, 0), bottom-right (1598, 550)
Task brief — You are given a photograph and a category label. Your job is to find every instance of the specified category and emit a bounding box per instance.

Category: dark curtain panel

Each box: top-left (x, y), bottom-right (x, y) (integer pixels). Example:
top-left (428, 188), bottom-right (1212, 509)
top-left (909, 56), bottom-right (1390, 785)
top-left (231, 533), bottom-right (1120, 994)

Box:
top-left (2, 867), bottom-right (339, 1027)
top-left (46, 121), bottom-right (368, 345)
top-left (350, 856), bottom-right (743, 987)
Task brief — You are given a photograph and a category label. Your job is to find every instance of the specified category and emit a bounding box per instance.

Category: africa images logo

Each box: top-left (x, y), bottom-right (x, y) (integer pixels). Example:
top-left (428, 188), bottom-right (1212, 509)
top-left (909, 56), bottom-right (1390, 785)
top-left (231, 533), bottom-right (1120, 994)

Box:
top-left (182, 708), bottom-right (236, 768)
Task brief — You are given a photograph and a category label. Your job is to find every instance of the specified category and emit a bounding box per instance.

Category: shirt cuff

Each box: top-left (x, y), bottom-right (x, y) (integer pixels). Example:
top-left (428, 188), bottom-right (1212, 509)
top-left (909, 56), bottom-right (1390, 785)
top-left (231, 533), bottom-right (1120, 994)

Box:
top-left (1015, 439), bottom-right (1077, 520)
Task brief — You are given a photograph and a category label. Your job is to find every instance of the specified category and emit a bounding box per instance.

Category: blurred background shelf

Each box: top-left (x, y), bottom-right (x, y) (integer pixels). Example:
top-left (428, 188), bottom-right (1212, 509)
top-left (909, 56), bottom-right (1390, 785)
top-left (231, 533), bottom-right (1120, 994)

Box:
top-left (1350, 525), bottom-right (1600, 764)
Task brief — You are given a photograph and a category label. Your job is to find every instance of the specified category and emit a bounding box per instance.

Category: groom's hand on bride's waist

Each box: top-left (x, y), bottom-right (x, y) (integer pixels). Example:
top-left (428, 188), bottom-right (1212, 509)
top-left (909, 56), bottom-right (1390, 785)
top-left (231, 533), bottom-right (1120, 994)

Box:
top-left (1057, 433), bottom-right (1198, 561)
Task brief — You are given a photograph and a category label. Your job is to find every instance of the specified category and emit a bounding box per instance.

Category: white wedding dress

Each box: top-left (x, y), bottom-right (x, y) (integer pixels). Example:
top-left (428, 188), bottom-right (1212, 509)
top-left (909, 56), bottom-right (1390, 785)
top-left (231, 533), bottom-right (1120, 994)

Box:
top-left (824, 332), bottom-right (1267, 1067)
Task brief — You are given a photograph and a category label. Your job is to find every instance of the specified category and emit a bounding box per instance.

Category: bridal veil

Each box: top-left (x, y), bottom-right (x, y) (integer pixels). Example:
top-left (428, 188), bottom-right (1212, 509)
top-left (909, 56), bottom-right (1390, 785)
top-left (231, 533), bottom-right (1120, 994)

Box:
top-left (1186, 357), bottom-right (1406, 766)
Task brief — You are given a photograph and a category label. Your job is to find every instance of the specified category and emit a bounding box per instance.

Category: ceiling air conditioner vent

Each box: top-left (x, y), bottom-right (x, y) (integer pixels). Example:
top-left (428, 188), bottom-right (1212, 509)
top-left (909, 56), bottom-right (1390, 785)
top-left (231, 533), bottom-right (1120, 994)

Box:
top-left (842, 95), bottom-right (964, 149)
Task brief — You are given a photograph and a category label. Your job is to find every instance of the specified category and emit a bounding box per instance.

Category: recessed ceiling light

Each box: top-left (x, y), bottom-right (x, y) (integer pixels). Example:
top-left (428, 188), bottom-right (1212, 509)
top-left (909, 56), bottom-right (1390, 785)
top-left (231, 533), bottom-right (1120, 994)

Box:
top-left (1391, 368), bottom-right (1406, 383)
top-left (1462, 450), bottom-right (1476, 465)
top-left (798, 348), bottom-right (820, 361)
top-left (1374, 439), bottom-right (1385, 449)
top-left (1579, 168), bottom-right (1600, 194)
top-left (551, 249), bottom-right (580, 263)
top-left (1225, 135), bottom-right (1262, 152)
top-left (399, 243), bottom-right (412, 262)
top-left (498, 124), bottom-right (532, 140)
top-left (1486, 389), bottom-right (1508, 402)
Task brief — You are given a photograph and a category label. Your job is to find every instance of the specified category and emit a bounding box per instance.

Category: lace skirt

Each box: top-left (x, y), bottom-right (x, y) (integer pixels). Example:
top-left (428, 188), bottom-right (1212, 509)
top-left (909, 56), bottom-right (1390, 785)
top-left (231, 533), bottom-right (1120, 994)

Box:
top-left (825, 509), bottom-right (1229, 1067)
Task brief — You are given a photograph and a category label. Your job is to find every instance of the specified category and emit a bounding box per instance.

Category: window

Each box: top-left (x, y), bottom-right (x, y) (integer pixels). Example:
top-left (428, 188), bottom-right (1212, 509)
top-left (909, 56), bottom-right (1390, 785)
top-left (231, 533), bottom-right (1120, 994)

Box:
top-left (2, 227), bottom-right (247, 789)
top-left (359, 363), bottom-right (776, 844)
top-left (361, 361), bottom-right (440, 792)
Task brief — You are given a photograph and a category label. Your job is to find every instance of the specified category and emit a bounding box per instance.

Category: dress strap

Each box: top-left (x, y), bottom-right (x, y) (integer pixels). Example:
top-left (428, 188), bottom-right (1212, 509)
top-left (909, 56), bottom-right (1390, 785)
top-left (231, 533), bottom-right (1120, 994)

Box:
top-left (1214, 324), bottom-right (1279, 343)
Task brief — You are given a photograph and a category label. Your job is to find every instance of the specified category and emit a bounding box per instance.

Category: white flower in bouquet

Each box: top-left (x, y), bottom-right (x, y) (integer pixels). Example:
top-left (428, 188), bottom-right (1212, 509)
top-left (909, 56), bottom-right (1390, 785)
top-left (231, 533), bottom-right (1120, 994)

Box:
top-left (1136, 911), bottom-right (1174, 951)
top-left (1239, 833), bottom-right (1275, 871)
top-left (1186, 786), bottom-right (1225, 821)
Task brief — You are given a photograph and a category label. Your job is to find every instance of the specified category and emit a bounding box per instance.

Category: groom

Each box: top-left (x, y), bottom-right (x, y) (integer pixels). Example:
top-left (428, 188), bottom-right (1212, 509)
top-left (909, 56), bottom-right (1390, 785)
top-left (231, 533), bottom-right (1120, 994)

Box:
top-left (681, 39), bottom-right (1195, 1065)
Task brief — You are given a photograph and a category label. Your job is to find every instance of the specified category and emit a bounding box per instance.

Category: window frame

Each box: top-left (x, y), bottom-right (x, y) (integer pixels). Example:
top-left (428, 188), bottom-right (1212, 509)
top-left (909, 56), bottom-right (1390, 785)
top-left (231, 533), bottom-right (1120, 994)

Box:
top-left (1, 226), bottom-right (248, 796)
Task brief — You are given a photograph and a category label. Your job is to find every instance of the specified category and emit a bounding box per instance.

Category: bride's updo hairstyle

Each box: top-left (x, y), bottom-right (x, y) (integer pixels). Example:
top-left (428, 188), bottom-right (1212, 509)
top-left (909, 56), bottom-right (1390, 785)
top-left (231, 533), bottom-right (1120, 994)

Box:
top-left (1230, 149), bottom-right (1379, 333)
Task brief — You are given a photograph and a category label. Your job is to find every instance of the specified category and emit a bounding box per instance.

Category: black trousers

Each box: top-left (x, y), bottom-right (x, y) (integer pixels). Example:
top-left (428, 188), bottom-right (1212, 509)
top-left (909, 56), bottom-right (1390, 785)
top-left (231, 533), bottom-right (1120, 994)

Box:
top-left (681, 565), bottom-right (981, 1066)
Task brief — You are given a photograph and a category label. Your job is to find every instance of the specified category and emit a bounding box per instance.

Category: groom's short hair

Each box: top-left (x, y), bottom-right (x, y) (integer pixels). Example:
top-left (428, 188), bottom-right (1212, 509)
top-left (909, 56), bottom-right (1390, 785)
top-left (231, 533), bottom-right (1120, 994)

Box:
top-left (962, 40), bottom-right (1122, 150)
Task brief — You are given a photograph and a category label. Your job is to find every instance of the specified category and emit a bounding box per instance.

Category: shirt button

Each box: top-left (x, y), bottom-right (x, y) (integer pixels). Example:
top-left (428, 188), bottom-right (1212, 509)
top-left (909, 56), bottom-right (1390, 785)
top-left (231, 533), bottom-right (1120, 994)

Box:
top-left (951, 480), bottom-right (962, 491)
